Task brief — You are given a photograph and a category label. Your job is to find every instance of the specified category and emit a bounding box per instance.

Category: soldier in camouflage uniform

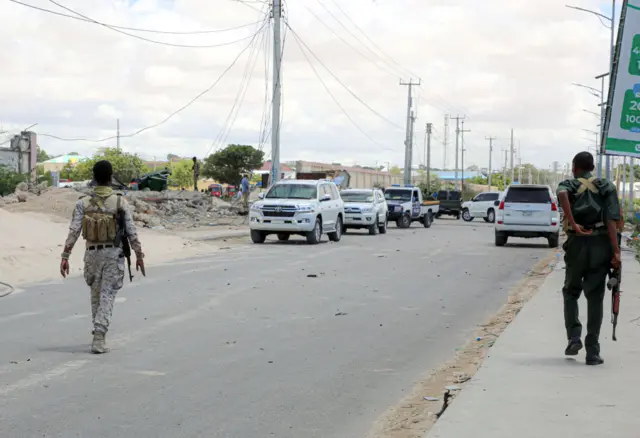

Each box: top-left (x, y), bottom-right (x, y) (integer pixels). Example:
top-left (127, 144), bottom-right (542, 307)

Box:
top-left (60, 160), bottom-right (145, 354)
top-left (556, 152), bottom-right (621, 365)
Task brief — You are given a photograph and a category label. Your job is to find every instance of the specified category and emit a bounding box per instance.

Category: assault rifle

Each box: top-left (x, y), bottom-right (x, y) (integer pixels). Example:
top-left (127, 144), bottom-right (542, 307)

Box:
top-left (114, 196), bottom-right (134, 282)
top-left (607, 266), bottom-right (621, 341)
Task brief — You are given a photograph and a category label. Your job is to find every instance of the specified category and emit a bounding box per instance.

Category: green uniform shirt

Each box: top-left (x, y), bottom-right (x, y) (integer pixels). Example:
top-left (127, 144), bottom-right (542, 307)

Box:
top-left (556, 171), bottom-right (621, 223)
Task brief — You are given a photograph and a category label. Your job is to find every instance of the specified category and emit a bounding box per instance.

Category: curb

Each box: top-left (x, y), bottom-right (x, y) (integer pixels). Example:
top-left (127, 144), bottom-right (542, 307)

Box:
top-left (194, 230), bottom-right (248, 242)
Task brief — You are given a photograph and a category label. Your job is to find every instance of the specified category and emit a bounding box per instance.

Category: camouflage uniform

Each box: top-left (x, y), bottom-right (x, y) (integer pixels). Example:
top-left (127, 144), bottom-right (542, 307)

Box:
top-left (64, 192), bottom-right (143, 351)
top-left (557, 172), bottom-right (620, 360)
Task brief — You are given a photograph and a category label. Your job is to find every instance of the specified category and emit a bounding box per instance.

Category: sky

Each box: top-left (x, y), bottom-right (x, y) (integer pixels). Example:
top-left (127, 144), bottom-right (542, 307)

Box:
top-left (0, 0), bottom-right (618, 170)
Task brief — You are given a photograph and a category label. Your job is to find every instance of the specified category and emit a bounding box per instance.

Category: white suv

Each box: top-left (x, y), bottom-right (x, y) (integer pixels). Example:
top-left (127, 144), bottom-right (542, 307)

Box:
top-left (249, 179), bottom-right (344, 244)
top-left (340, 188), bottom-right (389, 235)
top-left (494, 184), bottom-right (560, 248)
top-left (462, 191), bottom-right (502, 223)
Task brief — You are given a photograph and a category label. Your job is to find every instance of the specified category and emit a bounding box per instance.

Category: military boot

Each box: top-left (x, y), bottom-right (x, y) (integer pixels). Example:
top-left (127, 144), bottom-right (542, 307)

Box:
top-left (91, 331), bottom-right (109, 354)
top-left (564, 338), bottom-right (583, 356)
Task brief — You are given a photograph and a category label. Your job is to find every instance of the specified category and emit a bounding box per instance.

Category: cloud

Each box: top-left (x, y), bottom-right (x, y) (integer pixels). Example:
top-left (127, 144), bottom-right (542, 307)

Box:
top-left (0, 0), bottom-right (615, 170)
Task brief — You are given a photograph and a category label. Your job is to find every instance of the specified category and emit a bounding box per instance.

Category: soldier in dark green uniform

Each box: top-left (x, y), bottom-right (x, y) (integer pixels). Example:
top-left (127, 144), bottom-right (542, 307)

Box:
top-left (556, 152), bottom-right (621, 365)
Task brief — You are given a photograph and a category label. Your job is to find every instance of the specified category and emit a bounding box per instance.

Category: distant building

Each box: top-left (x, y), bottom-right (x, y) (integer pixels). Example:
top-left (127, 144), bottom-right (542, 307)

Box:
top-left (41, 154), bottom-right (90, 173)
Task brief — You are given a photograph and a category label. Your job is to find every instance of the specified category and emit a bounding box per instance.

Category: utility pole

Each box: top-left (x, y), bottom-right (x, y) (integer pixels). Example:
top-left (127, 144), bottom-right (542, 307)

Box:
top-left (443, 114), bottom-right (449, 170)
top-left (116, 119), bottom-right (120, 150)
top-left (400, 79), bottom-right (420, 185)
top-left (509, 128), bottom-right (515, 184)
top-left (460, 121), bottom-right (470, 190)
top-left (502, 148), bottom-right (508, 187)
top-left (426, 123), bottom-right (432, 192)
top-left (630, 158), bottom-right (635, 208)
top-left (450, 115), bottom-right (465, 190)
top-left (270, 0), bottom-right (283, 186)
top-left (485, 136), bottom-right (496, 191)
top-left (517, 142), bottom-right (522, 183)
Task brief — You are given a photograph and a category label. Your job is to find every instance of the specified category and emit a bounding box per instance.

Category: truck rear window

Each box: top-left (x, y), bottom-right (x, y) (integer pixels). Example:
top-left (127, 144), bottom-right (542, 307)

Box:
top-left (505, 187), bottom-right (551, 204)
top-left (448, 192), bottom-right (461, 201)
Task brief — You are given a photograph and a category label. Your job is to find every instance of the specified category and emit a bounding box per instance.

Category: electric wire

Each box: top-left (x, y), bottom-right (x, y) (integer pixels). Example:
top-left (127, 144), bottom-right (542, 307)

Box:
top-left (45, 0), bottom-right (266, 49)
top-left (286, 23), bottom-right (404, 131)
top-left (7, 0), bottom-right (265, 35)
top-left (39, 18), bottom-right (270, 143)
top-left (288, 23), bottom-right (394, 152)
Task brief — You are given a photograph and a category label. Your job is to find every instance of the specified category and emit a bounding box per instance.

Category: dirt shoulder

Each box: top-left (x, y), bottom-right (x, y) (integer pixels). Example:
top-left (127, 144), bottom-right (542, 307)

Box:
top-left (368, 250), bottom-right (561, 438)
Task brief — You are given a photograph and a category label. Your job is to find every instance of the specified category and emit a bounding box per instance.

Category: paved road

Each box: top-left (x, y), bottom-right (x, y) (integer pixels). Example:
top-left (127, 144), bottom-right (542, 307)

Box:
top-left (0, 219), bottom-right (551, 438)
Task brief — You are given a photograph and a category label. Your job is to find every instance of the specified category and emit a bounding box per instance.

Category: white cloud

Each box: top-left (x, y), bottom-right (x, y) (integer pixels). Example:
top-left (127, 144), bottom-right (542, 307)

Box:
top-left (0, 0), bottom-right (615, 170)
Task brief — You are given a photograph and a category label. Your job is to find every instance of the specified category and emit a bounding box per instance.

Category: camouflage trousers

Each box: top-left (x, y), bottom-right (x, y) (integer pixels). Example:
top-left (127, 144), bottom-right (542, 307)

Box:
top-left (83, 247), bottom-right (125, 334)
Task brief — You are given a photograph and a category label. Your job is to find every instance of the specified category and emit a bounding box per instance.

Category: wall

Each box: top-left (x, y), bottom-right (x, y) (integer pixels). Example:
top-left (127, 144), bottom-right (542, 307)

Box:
top-left (0, 132), bottom-right (38, 181)
top-left (294, 160), bottom-right (403, 189)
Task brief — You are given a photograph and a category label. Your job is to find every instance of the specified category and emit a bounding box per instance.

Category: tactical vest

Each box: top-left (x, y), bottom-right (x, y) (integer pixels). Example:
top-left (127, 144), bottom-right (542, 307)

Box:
top-left (81, 194), bottom-right (121, 243)
top-left (563, 176), bottom-right (605, 232)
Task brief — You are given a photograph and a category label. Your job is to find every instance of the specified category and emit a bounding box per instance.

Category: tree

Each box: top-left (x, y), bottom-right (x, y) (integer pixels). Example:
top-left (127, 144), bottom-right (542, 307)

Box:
top-left (201, 144), bottom-right (264, 186)
top-left (70, 148), bottom-right (148, 183)
top-left (68, 152), bottom-right (79, 156)
top-left (467, 164), bottom-right (480, 171)
top-left (390, 166), bottom-right (402, 175)
top-left (169, 159), bottom-right (197, 189)
top-left (0, 165), bottom-right (28, 196)
top-left (167, 153), bottom-right (180, 162)
top-left (37, 147), bottom-right (50, 163)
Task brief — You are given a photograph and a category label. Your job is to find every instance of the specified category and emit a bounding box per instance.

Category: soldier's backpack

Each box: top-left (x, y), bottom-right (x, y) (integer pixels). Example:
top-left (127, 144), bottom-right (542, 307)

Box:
top-left (81, 194), bottom-right (120, 243)
top-left (563, 176), bottom-right (605, 232)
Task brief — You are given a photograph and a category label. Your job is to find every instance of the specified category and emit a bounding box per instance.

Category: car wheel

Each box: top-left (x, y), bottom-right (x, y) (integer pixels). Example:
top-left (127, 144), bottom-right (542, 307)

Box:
top-left (251, 230), bottom-right (266, 244)
top-left (487, 209), bottom-right (496, 223)
top-left (423, 212), bottom-right (432, 228)
top-left (548, 232), bottom-right (559, 248)
top-left (277, 233), bottom-right (290, 241)
top-left (462, 209), bottom-right (473, 222)
top-left (495, 231), bottom-right (508, 247)
top-left (435, 212), bottom-right (442, 219)
top-left (306, 218), bottom-right (322, 244)
top-left (328, 216), bottom-right (343, 242)
top-left (399, 213), bottom-right (411, 228)
top-left (379, 216), bottom-right (388, 234)
top-left (456, 212), bottom-right (461, 220)
top-left (369, 215), bottom-right (379, 235)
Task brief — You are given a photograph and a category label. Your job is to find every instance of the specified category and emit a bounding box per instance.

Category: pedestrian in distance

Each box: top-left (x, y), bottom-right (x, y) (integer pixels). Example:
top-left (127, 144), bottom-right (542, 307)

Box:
top-left (556, 151), bottom-right (621, 365)
top-left (60, 160), bottom-right (145, 354)
top-left (241, 174), bottom-right (250, 209)
top-left (192, 156), bottom-right (200, 192)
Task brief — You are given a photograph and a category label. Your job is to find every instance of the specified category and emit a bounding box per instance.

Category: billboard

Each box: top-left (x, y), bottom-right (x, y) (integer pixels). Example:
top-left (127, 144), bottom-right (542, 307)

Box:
top-left (604, 0), bottom-right (640, 158)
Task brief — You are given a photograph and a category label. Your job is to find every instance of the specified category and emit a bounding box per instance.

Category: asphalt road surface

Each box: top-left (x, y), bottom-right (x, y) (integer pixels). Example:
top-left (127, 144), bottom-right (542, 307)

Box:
top-left (0, 219), bottom-right (552, 438)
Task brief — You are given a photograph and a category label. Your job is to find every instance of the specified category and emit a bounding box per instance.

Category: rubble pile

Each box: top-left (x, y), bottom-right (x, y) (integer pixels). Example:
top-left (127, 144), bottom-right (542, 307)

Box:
top-left (0, 186), bottom-right (243, 230)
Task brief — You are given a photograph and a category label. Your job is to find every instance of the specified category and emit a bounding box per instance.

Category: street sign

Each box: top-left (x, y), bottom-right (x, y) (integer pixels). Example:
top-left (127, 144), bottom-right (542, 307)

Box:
top-left (604, 0), bottom-right (640, 158)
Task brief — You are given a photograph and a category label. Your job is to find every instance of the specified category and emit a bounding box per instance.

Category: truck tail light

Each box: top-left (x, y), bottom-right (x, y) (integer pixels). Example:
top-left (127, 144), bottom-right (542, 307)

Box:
top-left (551, 202), bottom-right (558, 211)
top-left (498, 201), bottom-right (505, 210)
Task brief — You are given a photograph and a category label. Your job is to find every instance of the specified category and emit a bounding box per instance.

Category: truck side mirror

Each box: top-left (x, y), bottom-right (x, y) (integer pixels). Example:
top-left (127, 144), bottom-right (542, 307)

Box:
top-left (258, 193), bottom-right (265, 199)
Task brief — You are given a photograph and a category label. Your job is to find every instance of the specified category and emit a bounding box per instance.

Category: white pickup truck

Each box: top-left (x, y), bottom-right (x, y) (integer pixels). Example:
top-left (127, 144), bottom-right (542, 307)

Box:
top-left (384, 185), bottom-right (439, 229)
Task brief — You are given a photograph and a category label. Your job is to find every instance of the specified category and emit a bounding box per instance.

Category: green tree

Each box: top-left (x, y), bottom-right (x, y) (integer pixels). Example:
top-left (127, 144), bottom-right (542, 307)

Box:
top-left (390, 166), bottom-right (402, 175)
top-left (169, 159), bottom-right (197, 189)
top-left (467, 175), bottom-right (488, 185)
top-left (71, 148), bottom-right (148, 183)
top-left (202, 144), bottom-right (264, 186)
top-left (37, 147), bottom-right (50, 163)
top-left (167, 153), bottom-right (180, 162)
top-left (0, 166), bottom-right (28, 196)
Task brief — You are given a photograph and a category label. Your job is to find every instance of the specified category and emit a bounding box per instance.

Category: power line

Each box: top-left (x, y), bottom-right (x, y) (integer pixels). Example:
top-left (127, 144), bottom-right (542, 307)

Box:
top-left (286, 23), bottom-right (404, 131)
top-left (301, 3), bottom-right (399, 79)
top-left (43, 0), bottom-right (266, 49)
top-left (39, 19), bottom-right (270, 143)
top-left (288, 25), bottom-right (394, 152)
top-left (7, 0), bottom-right (265, 35)
top-left (206, 16), bottom-right (269, 156)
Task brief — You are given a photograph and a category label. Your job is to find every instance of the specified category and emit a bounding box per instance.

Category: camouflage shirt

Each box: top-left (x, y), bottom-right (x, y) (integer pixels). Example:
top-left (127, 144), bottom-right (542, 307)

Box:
top-left (556, 171), bottom-right (621, 223)
top-left (64, 194), bottom-right (143, 256)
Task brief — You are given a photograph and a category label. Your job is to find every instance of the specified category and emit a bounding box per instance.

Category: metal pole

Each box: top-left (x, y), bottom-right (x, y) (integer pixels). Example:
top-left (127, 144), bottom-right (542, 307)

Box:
top-left (509, 128), bottom-right (514, 183)
top-left (629, 158), bottom-right (635, 208)
top-left (270, 0), bottom-right (282, 186)
top-left (451, 115), bottom-right (464, 190)
top-left (426, 123), bottom-right (432, 192)
top-left (443, 114), bottom-right (449, 170)
top-left (605, 0), bottom-right (616, 179)
top-left (461, 121), bottom-right (470, 191)
top-left (400, 79), bottom-right (420, 185)
top-left (486, 136), bottom-right (495, 190)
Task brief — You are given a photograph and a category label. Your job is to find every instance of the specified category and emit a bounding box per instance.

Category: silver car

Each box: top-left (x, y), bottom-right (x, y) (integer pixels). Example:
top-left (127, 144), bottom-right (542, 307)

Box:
top-left (340, 188), bottom-right (389, 235)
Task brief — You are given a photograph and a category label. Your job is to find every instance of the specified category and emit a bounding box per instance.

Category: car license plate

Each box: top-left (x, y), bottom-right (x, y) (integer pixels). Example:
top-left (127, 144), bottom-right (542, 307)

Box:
top-left (522, 211), bottom-right (533, 216)
top-left (271, 220), bottom-right (283, 224)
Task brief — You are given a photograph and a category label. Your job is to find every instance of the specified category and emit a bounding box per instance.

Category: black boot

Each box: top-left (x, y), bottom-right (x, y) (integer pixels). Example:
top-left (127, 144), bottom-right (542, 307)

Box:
top-left (586, 354), bottom-right (604, 365)
top-left (564, 338), bottom-right (583, 356)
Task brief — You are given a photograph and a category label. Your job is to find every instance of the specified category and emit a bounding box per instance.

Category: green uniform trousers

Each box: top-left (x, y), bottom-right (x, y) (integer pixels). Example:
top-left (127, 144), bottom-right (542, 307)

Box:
top-left (563, 234), bottom-right (611, 354)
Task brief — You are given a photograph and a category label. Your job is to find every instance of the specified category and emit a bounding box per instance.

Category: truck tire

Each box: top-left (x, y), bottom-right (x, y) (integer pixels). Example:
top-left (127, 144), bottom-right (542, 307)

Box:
top-left (251, 230), bottom-right (266, 244)
top-left (423, 212), bottom-right (432, 228)
top-left (495, 231), bottom-right (508, 247)
top-left (369, 215), bottom-right (379, 235)
top-left (398, 213), bottom-right (411, 228)
top-left (328, 217), bottom-right (343, 242)
top-left (379, 216), bottom-right (388, 234)
top-left (548, 232), bottom-right (559, 248)
top-left (456, 212), bottom-right (461, 220)
top-left (306, 218), bottom-right (322, 244)
top-left (277, 233), bottom-right (290, 241)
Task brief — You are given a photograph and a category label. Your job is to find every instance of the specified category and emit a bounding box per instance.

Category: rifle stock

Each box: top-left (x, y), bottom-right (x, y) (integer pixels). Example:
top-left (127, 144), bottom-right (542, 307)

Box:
top-left (607, 266), bottom-right (621, 341)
